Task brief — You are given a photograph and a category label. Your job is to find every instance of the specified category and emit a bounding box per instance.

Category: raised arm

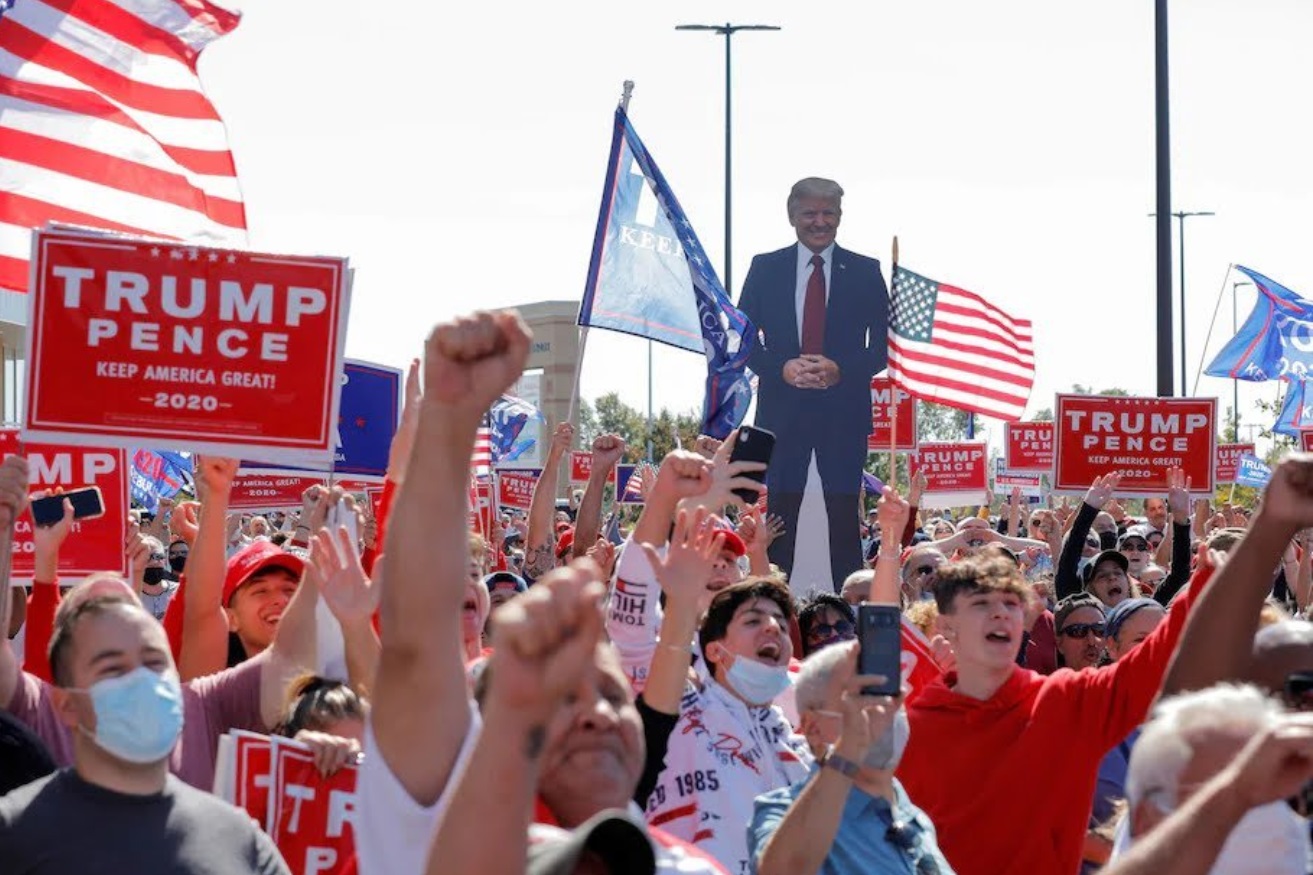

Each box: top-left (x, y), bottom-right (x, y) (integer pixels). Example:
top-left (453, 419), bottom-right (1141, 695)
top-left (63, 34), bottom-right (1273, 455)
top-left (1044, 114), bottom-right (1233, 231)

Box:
top-left (372, 310), bottom-right (531, 806)
top-left (903, 470), bottom-right (926, 548)
top-left (1161, 457), bottom-right (1313, 696)
top-left (871, 487), bottom-right (909, 604)
top-left (426, 563), bottom-right (605, 875)
top-left (572, 434), bottom-right (625, 558)
top-left (1153, 468), bottom-right (1194, 606)
top-left (1056, 474), bottom-right (1120, 600)
top-left (310, 525), bottom-right (381, 694)
top-left (178, 456), bottom-right (240, 681)
top-left (524, 422), bottom-right (572, 580)
top-left (0, 456), bottom-right (29, 710)
top-left (22, 497), bottom-right (74, 681)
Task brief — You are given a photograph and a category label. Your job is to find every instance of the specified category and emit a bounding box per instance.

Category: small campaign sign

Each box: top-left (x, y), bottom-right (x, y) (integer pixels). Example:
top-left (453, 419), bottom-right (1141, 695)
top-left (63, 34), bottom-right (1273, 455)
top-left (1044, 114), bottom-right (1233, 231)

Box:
top-left (1302, 431), bottom-right (1313, 453)
top-left (0, 429), bottom-right (128, 583)
top-left (496, 469), bottom-right (540, 511)
top-left (909, 441), bottom-right (989, 508)
top-left (1004, 421), bottom-right (1054, 473)
top-left (569, 451), bottom-right (593, 484)
top-left (1215, 443), bottom-right (1256, 485)
top-left (24, 227), bottom-right (351, 465)
top-left (993, 458), bottom-right (1042, 496)
top-left (868, 377), bottom-right (917, 452)
top-left (1053, 395), bottom-right (1216, 497)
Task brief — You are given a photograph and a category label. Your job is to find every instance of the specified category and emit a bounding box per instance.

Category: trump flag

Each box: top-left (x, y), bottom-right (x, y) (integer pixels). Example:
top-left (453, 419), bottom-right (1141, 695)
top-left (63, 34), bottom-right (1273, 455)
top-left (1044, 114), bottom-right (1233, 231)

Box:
top-left (578, 106), bottom-right (756, 439)
top-left (1206, 266), bottom-right (1313, 383)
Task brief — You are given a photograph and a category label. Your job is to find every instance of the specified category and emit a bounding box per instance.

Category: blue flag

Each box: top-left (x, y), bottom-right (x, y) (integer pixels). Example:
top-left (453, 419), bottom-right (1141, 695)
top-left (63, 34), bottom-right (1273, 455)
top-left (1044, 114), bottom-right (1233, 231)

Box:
top-left (861, 471), bottom-right (885, 495)
top-left (130, 450), bottom-right (191, 513)
top-left (1235, 452), bottom-right (1272, 489)
top-left (489, 394), bottom-right (544, 465)
top-left (1206, 266), bottom-right (1313, 382)
top-left (578, 107), bottom-right (757, 439)
top-left (1273, 379), bottom-right (1313, 437)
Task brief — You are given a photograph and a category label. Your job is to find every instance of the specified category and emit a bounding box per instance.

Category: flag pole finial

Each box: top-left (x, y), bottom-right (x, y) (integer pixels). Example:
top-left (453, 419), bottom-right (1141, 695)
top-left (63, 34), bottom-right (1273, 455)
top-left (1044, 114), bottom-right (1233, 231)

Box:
top-left (620, 80), bottom-right (635, 110)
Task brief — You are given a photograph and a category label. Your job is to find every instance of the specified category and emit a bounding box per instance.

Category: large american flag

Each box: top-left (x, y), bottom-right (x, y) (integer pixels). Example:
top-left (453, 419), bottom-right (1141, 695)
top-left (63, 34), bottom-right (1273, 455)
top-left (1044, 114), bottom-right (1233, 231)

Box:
top-left (887, 266), bottom-right (1034, 421)
top-left (0, 0), bottom-right (247, 293)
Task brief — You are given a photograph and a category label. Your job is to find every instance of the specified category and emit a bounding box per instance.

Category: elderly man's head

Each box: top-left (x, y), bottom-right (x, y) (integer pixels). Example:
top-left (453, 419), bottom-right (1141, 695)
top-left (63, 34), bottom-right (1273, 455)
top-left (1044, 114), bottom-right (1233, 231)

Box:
top-left (793, 643), bottom-right (908, 772)
top-left (1125, 684), bottom-right (1308, 870)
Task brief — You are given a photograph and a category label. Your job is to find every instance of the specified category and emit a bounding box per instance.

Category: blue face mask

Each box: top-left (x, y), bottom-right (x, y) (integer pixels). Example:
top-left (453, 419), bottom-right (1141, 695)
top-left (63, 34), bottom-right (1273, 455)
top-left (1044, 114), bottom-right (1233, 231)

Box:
top-left (74, 666), bottom-right (184, 764)
top-left (723, 652), bottom-right (791, 705)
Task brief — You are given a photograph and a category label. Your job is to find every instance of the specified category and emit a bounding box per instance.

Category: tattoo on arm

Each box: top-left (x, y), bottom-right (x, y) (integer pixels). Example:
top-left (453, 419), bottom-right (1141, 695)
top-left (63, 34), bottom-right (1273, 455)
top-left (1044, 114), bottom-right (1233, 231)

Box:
top-left (525, 725), bottom-right (546, 759)
top-left (524, 543), bottom-right (554, 579)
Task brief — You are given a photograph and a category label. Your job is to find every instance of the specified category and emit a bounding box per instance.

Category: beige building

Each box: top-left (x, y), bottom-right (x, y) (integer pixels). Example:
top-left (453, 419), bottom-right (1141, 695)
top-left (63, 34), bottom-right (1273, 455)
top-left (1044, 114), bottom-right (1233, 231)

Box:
top-left (507, 301), bottom-right (581, 483)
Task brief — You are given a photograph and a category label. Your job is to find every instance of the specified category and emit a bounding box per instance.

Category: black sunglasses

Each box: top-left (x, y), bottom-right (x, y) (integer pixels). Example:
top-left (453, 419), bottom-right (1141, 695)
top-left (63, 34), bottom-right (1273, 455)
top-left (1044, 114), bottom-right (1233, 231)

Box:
top-left (912, 564), bottom-right (937, 577)
top-left (1060, 622), bottom-right (1105, 639)
top-left (885, 821), bottom-right (942, 875)
top-left (808, 619), bottom-right (855, 641)
top-left (1120, 541), bottom-right (1150, 551)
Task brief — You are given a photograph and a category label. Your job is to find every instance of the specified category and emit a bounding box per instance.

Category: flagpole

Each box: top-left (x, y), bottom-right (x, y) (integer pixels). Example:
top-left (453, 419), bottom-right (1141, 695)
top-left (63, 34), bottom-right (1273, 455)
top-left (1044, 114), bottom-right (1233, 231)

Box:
top-left (888, 235), bottom-right (900, 493)
top-left (1190, 263), bottom-right (1235, 397)
top-left (568, 79), bottom-right (635, 428)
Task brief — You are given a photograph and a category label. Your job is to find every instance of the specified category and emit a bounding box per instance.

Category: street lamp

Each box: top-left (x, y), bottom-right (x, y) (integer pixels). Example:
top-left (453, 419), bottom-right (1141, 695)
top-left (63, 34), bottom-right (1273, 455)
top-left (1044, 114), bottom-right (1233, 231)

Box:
top-left (1232, 280), bottom-right (1253, 440)
top-left (675, 22), bottom-right (780, 296)
top-left (1148, 210), bottom-right (1214, 395)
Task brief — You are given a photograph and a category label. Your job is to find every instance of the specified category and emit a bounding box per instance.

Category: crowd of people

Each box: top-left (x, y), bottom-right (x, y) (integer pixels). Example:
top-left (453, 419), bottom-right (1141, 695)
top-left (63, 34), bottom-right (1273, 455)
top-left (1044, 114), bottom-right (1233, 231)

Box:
top-left (0, 307), bottom-right (1312, 875)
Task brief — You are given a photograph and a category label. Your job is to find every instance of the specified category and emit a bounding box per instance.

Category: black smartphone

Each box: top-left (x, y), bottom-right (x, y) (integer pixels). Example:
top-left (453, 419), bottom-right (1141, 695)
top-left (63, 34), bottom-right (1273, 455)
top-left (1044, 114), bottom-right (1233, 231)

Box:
top-left (728, 426), bottom-right (776, 504)
top-left (857, 603), bottom-right (902, 697)
top-left (30, 487), bottom-right (105, 527)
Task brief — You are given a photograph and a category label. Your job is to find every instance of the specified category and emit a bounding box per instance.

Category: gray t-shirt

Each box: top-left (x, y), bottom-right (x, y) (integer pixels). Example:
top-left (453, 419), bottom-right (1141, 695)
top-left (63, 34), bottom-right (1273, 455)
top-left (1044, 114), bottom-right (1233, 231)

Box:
top-left (0, 769), bottom-right (289, 874)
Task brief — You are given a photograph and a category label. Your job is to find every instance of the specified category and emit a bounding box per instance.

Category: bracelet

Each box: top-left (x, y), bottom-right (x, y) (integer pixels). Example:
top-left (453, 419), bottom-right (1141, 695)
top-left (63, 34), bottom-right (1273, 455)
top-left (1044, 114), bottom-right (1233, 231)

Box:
top-left (658, 640), bottom-right (695, 655)
top-left (821, 746), bottom-right (860, 780)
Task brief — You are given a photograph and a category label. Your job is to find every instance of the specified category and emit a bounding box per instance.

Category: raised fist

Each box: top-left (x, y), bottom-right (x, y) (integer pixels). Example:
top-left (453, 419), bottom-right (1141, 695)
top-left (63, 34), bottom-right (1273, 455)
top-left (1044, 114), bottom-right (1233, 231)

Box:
top-left (424, 311), bottom-right (532, 415)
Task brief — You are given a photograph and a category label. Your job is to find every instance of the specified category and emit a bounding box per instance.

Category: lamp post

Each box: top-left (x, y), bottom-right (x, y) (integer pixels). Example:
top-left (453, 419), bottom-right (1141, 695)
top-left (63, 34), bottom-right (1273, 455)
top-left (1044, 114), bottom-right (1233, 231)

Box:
top-left (1148, 210), bottom-right (1214, 395)
top-left (1154, 0), bottom-right (1173, 397)
top-left (675, 22), bottom-right (780, 296)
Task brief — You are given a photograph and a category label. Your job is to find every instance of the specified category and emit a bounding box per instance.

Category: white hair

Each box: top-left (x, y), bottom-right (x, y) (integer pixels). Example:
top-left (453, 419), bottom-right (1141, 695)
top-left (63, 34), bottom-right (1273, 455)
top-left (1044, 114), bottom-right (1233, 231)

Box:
top-left (1125, 683), bottom-right (1282, 812)
top-left (793, 644), bottom-right (852, 714)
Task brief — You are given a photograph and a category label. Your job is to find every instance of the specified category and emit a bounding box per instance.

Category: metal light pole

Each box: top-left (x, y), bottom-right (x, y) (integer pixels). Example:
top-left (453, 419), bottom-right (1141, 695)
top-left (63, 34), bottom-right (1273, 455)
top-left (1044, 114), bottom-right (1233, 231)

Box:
top-left (1149, 210), bottom-right (1214, 395)
top-left (675, 22), bottom-right (780, 296)
top-left (1232, 280), bottom-right (1253, 440)
top-left (1154, 0), bottom-right (1173, 397)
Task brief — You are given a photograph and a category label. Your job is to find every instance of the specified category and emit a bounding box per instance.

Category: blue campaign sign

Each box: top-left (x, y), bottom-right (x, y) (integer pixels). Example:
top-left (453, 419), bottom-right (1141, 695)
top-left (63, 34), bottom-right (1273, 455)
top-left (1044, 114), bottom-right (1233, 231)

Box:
top-left (242, 360), bottom-right (400, 479)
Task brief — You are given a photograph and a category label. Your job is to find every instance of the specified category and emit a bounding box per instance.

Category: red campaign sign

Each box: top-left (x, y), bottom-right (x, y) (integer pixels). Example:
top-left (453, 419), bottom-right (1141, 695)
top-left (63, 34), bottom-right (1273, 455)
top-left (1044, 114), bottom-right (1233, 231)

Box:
top-left (363, 485), bottom-right (384, 521)
top-left (233, 731), bottom-right (274, 831)
top-left (867, 377), bottom-right (917, 452)
top-left (1215, 443), bottom-right (1256, 485)
top-left (497, 469), bottom-right (540, 511)
top-left (1054, 395), bottom-right (1216, 497)
top-left (0, 430), bottom-right (128, 583)
top-left (909, 442), bottom-right (989, 507)
top-left (1302, 431), bottom-right (1313, 453)
top-left (267, 737), bottom-right (358, 875)
top-left (24, 228), bottom-right (350, 465)
top-left (569, 451), bottom-right (593, 484)
top-left (229, 474), bottom-right (373, 511)
top-left (1004, 421), bottom-right (1055, 472)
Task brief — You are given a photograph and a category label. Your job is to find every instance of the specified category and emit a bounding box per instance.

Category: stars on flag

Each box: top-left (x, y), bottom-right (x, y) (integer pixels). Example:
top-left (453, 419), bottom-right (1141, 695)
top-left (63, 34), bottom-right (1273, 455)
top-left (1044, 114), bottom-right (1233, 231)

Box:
top-left (891, 268), bottom-right (937, 343)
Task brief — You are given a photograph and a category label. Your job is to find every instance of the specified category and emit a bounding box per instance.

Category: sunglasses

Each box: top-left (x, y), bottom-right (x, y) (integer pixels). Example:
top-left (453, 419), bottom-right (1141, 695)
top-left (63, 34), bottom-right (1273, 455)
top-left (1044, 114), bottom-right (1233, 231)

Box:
top-left (1120, 541), bottom-right (1150, 552)
top-left (1060, 622), bottom-right (1105, 639)
top-left (885, 821), bottom-right (942, 875)
top-left (149, 552), bottom-right (167, 562)
top-left (912, 564), bottom-right (938, 577)
top-left (807, 619), bottom-right (855, 641)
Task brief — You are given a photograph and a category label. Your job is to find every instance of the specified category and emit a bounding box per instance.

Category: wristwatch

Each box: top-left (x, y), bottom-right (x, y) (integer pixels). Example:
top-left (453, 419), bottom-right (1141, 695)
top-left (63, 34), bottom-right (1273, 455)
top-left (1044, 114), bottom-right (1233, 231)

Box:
top-left (821, 746), bottom-right (860, 780)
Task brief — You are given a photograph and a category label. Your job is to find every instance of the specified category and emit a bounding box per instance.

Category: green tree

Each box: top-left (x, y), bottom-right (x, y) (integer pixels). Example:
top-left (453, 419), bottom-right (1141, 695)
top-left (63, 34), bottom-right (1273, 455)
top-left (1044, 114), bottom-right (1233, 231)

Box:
top-left (916, 400), bottom-right (972, 442)
top-left (580, 392), bottom-right (702, 462)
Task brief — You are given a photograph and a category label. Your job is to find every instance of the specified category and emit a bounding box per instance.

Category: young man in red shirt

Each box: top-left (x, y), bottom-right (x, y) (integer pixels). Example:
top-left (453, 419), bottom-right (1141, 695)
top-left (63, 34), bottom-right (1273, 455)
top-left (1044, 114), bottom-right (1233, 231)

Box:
top-left (895, 528), bottom-right (1212, 875)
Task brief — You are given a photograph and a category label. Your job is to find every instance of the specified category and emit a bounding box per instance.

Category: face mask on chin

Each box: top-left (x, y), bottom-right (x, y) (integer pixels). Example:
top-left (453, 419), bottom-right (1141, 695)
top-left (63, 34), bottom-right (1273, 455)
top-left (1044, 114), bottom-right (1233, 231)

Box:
top-left (719, 649), bottom-right (791, 705)
top-left (1206, 801), bottom-right (1309, 874)
top-left (862, 708), bottom-right (910, 770)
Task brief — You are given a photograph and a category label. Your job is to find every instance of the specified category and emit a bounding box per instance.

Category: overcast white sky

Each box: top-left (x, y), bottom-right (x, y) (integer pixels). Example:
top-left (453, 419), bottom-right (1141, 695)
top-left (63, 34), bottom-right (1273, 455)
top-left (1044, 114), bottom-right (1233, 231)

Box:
top-left (199, 0), bottom-right (1313, 446)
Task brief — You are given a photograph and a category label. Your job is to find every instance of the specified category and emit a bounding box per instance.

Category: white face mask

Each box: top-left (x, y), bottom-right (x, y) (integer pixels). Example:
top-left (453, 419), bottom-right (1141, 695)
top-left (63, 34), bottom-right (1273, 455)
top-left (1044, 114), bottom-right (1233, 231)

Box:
top-left (1208, 801), bottom-right (1308, 875)
top-left (721, 650), bottom-right (791, 705)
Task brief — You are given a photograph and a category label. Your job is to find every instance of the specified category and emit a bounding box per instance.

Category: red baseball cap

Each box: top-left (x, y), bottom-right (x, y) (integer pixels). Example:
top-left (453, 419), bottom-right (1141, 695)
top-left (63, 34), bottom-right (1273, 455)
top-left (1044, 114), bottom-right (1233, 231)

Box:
top-left (222, 541), bottom-right (305, 606)
top-left (555, 529), bottom-right (575, 559)
top-left (717, 529), bottom-right (746, 558)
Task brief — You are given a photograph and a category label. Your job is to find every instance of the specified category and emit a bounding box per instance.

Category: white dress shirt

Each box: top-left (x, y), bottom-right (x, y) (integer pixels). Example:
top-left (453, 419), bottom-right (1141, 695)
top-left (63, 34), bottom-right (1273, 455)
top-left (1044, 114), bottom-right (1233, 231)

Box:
top-left (794, 241), bottom-right (834, 345)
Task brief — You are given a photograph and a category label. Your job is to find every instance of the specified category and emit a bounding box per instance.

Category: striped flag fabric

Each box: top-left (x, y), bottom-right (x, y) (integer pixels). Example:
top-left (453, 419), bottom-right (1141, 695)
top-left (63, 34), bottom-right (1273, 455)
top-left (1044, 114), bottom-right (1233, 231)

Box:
top-left (0, 0), bottom-right (247, 293)
top-left (622, 461), bottom-right (652, 503)
top-left (887, 266), bottom-right (1034, 421)
top-left (472, 415), bottom-right (492, 480)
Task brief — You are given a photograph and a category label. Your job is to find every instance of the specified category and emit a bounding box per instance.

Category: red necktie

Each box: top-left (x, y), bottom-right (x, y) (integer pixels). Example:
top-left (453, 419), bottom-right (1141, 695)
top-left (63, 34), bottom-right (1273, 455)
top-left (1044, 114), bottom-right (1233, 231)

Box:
top-left (801, 253), bottom-right (826, 354)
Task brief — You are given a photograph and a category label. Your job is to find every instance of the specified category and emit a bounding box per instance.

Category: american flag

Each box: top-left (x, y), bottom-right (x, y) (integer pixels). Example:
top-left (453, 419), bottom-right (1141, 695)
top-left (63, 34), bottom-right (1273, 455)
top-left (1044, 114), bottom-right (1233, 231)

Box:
top-left (472, 415), bottom-right (492, 480)
top-left (621, 461), bottom-right (652, 504)
top-left (0, 0), bottom-right (247, 293)
top-left (888, 266), bottom-right (1034, 421)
